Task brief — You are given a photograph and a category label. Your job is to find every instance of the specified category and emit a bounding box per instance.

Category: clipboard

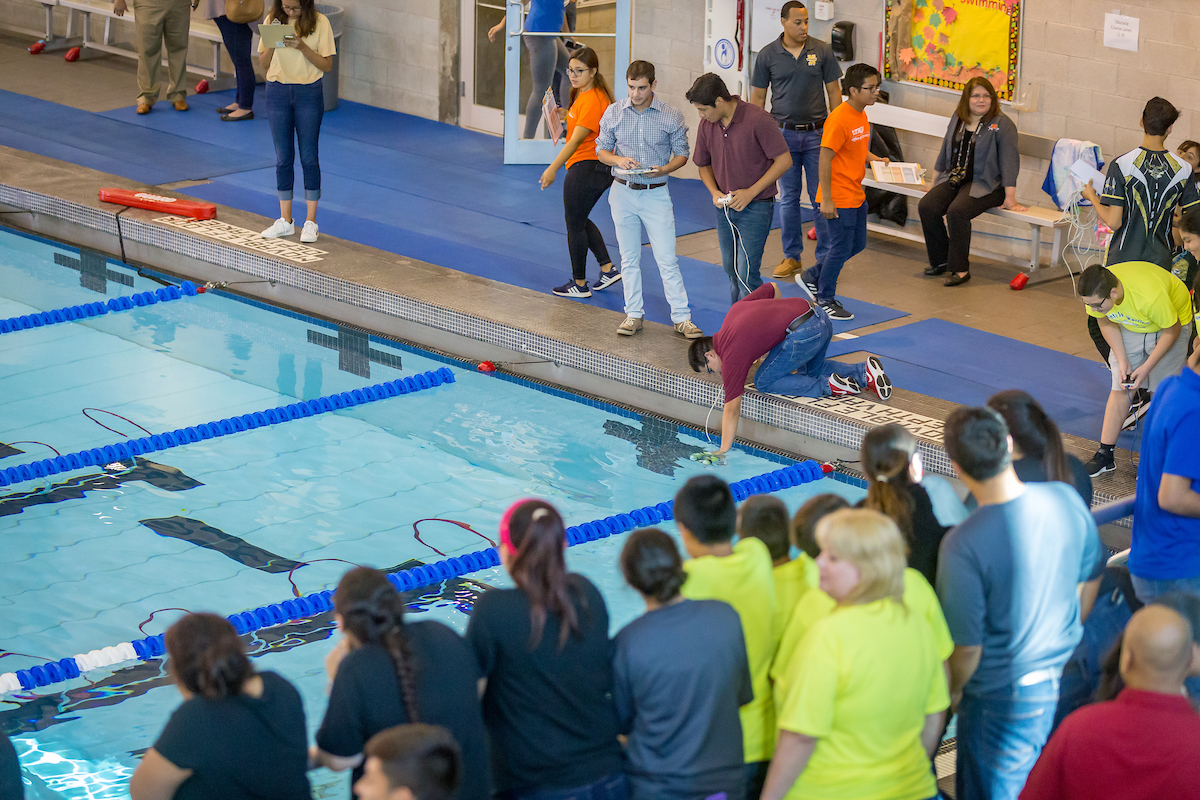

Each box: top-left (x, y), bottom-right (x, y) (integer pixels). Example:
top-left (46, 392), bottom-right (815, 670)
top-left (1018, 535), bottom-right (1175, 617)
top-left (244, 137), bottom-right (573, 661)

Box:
top-left (259, 23), bottom-right (297, 48)
top-left (541, 88), bottom-right (563, 145)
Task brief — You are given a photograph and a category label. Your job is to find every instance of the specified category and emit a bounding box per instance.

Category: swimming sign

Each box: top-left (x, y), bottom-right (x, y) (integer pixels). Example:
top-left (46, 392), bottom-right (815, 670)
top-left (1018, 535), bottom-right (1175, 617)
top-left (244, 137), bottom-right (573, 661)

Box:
top-left (715, 38), bottom-right (735, 70)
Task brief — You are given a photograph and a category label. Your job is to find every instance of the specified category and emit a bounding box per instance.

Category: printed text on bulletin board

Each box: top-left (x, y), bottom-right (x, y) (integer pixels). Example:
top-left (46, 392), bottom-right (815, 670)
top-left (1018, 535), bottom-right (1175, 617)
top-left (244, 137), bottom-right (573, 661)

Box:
top-left (884, 0), bottom-right (1021, 100)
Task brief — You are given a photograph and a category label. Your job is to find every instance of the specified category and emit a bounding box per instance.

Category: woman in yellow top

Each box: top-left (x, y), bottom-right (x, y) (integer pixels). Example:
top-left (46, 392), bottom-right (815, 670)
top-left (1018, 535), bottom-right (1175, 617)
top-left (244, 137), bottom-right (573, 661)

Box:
top-left (257, 0), bottom-right (335, 244)
top-left (539, 47), bottom-right (621, 299)
top-left (761, 509), bottom-right (949, 800)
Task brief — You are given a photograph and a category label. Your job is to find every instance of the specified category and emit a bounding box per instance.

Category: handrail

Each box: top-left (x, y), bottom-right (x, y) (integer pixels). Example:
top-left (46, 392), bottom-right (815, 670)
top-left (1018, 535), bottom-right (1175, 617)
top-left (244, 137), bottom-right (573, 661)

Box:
top-left (1091, 495), bottom-right (1135, 527)
top-left (506, 0), bottom-right (616, 37)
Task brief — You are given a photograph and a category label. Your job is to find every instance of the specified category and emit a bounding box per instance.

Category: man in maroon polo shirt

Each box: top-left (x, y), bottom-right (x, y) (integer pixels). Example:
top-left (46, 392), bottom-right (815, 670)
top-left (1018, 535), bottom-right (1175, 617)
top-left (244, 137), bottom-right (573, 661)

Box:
top-left (1020, 605), bottom-right (1200, 800)
top-left (688, 73), bottom-right (793, 303)
top-left (686, 283), bottom-right (890, 460)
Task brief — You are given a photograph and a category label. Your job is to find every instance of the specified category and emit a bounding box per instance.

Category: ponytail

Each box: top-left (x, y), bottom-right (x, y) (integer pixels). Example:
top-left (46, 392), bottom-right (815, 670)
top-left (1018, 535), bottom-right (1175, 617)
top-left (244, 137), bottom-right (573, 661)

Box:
top-left (166, 613), bottom-right (254, 699)
top-left (504, 500), bottom-right (581, 649)
top-left (987, 390), bottom-right (1069, 484)
top-left (335, 567), bottom-right (420, 723)
top-left (860, 424), bottom-right (917, 547)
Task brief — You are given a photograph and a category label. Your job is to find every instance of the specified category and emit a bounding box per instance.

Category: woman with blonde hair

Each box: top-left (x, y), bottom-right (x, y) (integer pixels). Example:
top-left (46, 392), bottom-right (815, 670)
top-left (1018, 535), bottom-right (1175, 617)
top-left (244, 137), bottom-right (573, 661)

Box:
top-left (761, 509), bottom-right (949, 800)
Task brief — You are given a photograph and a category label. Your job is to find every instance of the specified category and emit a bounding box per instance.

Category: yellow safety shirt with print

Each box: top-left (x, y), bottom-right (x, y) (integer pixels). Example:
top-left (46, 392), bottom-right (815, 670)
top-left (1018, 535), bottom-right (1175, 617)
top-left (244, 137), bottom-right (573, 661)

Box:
top-left (1086, 261), bottom-right (1192, 333)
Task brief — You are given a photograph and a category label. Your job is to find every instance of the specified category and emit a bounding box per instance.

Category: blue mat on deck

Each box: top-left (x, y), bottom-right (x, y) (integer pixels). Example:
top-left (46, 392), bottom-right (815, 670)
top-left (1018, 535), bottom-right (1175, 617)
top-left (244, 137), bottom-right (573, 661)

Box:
top-left (825, 319), bottom-right (1140, 449)
top-left (0, 90), bottom-right (275, 183)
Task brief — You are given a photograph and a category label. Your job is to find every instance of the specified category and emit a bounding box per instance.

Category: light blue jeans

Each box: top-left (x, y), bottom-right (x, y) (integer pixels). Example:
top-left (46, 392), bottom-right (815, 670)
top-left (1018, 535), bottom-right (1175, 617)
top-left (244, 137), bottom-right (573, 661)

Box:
top-left (753, 308), bottom-right (867, 398)
top-left (956, 674), bottom-right (1060, 800)
top-left (609, 181), bottom-right (691, 323)
top-left (1130, 573), bottom-right (1200, 603)
top-left (779, 127), bottom-right (827, 265)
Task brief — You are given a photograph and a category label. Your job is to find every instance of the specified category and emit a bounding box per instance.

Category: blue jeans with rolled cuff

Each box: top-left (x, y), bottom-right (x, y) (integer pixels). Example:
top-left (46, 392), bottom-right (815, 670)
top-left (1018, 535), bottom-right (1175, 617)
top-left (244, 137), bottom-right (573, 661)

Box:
top-left (266, 79), bottom-right (324, 202)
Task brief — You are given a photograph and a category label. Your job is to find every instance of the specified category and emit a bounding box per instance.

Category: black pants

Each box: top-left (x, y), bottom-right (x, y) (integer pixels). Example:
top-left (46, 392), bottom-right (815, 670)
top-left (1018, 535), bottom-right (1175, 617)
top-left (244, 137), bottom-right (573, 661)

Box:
top-left (213, 15), bottom-right (255, 110)
top-left (918, 181), bottom-right (1005, 274)
top-left (563, 160), bottom-right (614, 280)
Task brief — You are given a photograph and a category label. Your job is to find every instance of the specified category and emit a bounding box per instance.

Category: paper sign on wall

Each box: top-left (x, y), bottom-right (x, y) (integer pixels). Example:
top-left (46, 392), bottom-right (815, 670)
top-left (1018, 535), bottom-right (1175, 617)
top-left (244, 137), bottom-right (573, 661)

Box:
top-left (1103, 13), bottom-right (1138, 52)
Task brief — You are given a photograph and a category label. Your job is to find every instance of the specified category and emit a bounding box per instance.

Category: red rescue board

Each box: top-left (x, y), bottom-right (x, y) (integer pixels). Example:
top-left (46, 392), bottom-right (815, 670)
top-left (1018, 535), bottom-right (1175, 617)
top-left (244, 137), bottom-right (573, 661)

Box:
top-left (99, 188), bottom-right (218, 219)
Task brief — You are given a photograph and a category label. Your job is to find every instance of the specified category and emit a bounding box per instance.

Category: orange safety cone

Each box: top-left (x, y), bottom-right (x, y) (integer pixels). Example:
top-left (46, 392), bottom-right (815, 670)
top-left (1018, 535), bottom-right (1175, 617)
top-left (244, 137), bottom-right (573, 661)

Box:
top-left (806, 226), bottom-right (817, 241)
top-left (28, 40), bottom-right (46, 54)
top-left (195, 79), bottom-right (209, 94)
top-left (64, 46), bottom-right (80, 62)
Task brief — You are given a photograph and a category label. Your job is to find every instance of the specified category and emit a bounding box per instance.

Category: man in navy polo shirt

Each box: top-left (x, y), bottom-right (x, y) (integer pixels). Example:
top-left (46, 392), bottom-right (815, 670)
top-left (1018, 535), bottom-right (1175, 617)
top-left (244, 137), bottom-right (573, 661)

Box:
top-left (686, 282), bottom-right (890, 460)
top-left (751, 0), bottom-right (842, 280)
top-left (688, 73), bottom-right (793, 303)
top-left (1130, 357), bottom-right (1200, 601)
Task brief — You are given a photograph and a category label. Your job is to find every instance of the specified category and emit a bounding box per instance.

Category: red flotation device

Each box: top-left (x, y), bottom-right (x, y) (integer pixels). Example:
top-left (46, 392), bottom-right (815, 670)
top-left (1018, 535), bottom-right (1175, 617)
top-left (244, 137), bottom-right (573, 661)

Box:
top-left (99, 188), bottom-right (217, 220)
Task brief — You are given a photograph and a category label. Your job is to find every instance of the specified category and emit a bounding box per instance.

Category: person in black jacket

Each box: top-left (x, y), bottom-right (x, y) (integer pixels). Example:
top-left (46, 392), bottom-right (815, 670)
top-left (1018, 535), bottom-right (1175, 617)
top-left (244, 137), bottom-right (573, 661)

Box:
top-left (859, 423), bottom-right (947, 586)
top-left (918, 77), bottom-right (1024, 286)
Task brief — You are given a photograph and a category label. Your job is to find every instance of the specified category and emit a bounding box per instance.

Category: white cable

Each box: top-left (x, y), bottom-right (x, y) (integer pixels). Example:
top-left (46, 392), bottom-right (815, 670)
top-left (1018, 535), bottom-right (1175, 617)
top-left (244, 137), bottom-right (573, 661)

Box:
top-left (703, 390), bottom-right (721, 445)
top-left (722, 203), bottom-right (756, 298)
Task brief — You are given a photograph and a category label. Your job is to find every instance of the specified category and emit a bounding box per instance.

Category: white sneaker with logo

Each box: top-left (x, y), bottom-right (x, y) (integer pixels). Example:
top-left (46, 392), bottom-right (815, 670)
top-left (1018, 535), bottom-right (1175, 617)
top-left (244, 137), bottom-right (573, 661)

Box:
top-left (261, 218), bottom-right (295, 238)
top-left (300, 221), bottom-right (319, 243)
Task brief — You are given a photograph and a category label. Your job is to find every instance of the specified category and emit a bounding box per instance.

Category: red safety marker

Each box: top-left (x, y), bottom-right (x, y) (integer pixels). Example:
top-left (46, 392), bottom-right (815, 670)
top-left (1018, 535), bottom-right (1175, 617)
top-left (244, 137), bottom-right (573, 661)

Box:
top-left (476, 361), bottom-right (497, 373)
top-left (820, 463), bottom-right (834, 474)
top-left (64, 46), bottom-right (80, 62)
top-left (28, 40), bottom-right (46, 54)
top-left (195, 79), bottom-right (209, 94)
top-left (806, 227), bottom-right (817, 241)
top-left (99, 188), bottom-right (217, 220)
top-left (1010, 273), bottom-right (1029, 290)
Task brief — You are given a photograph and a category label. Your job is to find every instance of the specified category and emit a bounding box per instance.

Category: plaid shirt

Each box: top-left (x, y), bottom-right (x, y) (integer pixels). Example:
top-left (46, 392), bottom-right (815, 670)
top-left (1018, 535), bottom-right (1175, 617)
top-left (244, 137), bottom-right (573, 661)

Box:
top-left (596, 95), bottom-right (690, 186)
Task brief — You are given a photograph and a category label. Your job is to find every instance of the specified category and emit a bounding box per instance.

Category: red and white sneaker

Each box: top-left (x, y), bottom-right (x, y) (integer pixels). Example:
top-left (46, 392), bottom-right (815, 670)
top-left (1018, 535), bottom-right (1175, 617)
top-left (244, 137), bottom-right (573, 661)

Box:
top-left (862, 356), bottom-right (892, 401)
top-left (829, 374), bottom-right (861, 396)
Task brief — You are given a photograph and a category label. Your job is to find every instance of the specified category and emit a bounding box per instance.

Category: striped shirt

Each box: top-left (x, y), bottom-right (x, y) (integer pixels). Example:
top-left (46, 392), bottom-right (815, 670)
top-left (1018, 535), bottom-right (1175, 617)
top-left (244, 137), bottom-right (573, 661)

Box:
top-left (596, 95), bottom-right (690, 186)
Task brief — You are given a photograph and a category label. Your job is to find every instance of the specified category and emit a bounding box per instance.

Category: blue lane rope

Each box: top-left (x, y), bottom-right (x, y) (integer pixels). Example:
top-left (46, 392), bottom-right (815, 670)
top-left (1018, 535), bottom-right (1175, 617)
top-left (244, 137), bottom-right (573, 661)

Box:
top-left (1, 460), bottom-right (827, 693)
top-left (0, 281), bottom-right (200, 336)
top-left (0, 367), bottom-right (457, 490)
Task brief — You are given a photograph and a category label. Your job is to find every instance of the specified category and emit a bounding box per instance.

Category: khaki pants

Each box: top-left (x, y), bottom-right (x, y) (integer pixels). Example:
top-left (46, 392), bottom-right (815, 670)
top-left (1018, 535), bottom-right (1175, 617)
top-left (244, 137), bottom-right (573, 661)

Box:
top-left (131, 0), bottom-right (191, 104)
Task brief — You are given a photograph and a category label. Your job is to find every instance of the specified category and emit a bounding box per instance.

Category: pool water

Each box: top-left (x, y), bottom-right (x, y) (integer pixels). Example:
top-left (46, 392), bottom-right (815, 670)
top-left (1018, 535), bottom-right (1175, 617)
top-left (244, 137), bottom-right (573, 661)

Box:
top-left (0, 227), bottom-right (866, 799)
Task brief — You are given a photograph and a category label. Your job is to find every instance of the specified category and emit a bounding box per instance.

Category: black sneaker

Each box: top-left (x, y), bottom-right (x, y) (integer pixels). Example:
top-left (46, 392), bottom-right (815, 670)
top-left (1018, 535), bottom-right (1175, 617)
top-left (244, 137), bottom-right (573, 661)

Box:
top-left (799, 270), bottom-right (819, 295)
top-left (1085, 447), bottom-right (1116, 477)
top-left (1122, 389), bottom-right (1151, 431)
top-left (819, 298), bottom-right (855, 320)
top-left (553, 280), bottom-right (591, 298)
top-left (593, 269), bottom-right (622, 291)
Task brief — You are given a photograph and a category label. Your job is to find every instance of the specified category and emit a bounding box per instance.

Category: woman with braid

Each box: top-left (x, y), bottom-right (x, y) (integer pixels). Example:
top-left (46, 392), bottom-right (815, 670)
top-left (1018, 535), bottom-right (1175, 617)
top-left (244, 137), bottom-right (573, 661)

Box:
top-left (466, 499), bottom-right (625, 799)
top-left (314, 567), bottom-right (490, 800)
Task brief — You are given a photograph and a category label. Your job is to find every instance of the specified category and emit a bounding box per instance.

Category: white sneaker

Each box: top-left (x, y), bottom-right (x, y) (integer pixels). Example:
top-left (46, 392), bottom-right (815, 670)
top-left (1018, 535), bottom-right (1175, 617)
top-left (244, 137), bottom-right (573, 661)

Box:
top-left (261, 218), bottom-right (295, 238)
top-left (300, 220), bottom-right (319, 243)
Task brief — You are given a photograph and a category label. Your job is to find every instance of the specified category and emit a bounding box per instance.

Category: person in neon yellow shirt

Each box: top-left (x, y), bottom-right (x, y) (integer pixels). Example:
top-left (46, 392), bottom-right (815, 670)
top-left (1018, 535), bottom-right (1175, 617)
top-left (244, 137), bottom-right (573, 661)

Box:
top-left (738, 494), bottom-right (806, 648)
top-left (676, 475), bottom-right (777, 798)
top-left (761, 509), bottom-right (949, 800)
top-left (1078, 261), bottom-right (1192, 476)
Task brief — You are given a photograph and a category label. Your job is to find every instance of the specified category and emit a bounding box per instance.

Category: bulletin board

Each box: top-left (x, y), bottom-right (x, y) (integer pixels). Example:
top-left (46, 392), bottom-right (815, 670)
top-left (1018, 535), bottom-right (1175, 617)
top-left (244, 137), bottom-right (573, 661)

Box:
top-left (883, 0), bottom-right (1022, 101)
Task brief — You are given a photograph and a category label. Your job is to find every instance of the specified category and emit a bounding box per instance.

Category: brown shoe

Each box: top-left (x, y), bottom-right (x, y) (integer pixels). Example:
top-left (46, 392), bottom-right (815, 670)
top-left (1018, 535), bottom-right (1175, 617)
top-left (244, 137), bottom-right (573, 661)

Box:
top-left (136, 103), bottom-right (151, 115)
top-left (773, 257), bottom-right (802, 278)
top-left (173, 99), bottom-right (189, 111)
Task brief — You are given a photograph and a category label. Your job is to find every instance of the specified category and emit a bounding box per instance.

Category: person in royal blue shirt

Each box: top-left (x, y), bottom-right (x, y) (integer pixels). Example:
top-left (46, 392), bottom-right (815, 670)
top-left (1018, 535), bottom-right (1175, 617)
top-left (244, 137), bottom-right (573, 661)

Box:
top-left (1129, 357), bottom-right (1200, 602)
top-left (686, 282), bottom-right (890, 461)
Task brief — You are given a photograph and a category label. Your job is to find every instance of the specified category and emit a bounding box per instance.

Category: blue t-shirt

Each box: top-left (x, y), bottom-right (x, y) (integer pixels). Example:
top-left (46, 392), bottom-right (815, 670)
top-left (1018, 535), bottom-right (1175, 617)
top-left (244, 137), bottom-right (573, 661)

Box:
top-left (937, 482), bottom-right (1105, 695)
top-left (1130, 368), bottom-right (1200, 580)
top-left (524, 0), bottom-right (564, 33)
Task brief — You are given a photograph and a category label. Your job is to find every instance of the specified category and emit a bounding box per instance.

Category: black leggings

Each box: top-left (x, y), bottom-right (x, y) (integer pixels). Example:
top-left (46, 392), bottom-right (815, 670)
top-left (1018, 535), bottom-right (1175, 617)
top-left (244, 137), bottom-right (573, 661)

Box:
top-left (918, 181), bottom-right (1005, 274)
top-left (563, 160), bottom-right (614, 280)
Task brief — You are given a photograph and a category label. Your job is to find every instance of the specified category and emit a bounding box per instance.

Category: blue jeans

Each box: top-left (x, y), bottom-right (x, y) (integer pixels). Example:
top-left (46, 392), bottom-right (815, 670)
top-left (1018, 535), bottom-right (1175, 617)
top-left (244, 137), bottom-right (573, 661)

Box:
top-left (1130, 573), bottom-right (1200, 603)
top-left (266, 79), bottom-right (324, 202)
top-left (956, 675), bottom-right (1060, 800)
top-left (715, 199), bottom-right (774, 303)
top-left (753, 308), bottom-right (868, 398)
top-left (803, 201), bottom-right (868, 302)
top-left (213, 15), bottom-right (255, 110)
top-left (779, 127), bottom-right (826, 265)
top-left (498, 772), bottom-right (628, 800)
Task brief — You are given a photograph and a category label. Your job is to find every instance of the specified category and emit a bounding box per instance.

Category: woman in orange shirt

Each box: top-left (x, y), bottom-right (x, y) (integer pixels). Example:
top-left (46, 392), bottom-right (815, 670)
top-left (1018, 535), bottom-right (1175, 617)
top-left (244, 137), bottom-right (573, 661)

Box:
top-left (540, 47), bottom-right (620, 299)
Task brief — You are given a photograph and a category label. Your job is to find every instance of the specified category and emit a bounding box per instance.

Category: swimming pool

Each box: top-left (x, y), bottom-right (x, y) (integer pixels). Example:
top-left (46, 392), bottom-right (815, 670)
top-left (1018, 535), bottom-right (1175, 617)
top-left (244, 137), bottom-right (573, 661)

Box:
top-left (0, 226), bottom-right (867, 799)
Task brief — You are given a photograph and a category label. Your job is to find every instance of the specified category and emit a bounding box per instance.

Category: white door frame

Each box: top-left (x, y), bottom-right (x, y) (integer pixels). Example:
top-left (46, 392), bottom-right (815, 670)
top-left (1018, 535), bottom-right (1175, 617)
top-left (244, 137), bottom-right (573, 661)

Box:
top-left (501, 0), bottom-right (631, 164)
top-left (460, 0), bottom-right (506, 134)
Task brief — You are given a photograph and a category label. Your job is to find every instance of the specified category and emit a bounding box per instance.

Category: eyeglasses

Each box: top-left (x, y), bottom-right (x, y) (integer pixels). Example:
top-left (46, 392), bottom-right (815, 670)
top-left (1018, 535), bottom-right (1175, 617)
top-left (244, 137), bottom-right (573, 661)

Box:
top-left (859, 84), bottom-right (881, 93)
top-left (969, 92), bottom-right (991, 100)
top-left (567, 68), bottom-right (591, 77)
top-left (1084, 299), bottom-right (1109, 311)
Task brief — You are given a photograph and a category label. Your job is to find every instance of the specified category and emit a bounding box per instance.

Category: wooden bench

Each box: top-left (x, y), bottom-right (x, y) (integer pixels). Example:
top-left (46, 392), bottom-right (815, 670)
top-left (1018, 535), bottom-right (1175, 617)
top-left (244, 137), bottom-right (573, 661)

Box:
top-left (56, 0), bottom-right (227, 80)
top-left (861, 103), bottom-right (1069, 273)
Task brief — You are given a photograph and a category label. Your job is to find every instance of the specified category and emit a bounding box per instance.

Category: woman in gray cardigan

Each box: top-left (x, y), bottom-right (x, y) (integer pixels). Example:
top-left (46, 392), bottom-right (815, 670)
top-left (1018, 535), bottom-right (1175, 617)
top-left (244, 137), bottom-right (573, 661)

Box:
top-left (918, 77), bottom-right (1025, 286)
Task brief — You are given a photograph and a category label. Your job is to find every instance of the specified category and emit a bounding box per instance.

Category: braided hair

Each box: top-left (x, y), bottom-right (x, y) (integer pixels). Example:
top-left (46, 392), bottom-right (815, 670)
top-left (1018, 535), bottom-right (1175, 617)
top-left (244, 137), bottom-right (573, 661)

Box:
top-left (334, 567), bottom-right (420, 722)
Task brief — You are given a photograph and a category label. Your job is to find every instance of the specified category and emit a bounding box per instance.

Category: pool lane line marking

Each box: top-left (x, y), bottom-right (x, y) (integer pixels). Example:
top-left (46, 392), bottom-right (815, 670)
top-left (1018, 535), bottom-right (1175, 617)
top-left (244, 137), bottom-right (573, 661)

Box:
top-left (1, 460), bottom-right (828, 696)
top-left (0, 366), bottom-right (456, 491)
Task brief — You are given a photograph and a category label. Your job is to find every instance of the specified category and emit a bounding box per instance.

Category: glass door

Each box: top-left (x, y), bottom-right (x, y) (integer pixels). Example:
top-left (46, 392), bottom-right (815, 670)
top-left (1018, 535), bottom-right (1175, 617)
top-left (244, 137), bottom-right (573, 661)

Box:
top-left (460, 0), bottom-right (506, 134)
top-left (502, 0), bottom-right (631, 164)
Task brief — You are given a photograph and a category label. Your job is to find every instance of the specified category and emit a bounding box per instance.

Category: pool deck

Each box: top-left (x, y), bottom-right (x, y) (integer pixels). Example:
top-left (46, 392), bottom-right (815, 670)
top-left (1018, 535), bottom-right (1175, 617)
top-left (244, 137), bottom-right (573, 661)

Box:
top-left (0, 143), bottom-right (1137, 536)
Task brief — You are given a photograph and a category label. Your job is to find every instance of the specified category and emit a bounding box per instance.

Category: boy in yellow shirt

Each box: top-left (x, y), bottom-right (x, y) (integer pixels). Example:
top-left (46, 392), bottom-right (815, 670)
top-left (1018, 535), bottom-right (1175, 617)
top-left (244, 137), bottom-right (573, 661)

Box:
top-left (677, 475), bottom-right (776, 798)
top-left (738, 494), bottom-right (806, 647)
top-left (1078, 261), bottom-right (1193, 475)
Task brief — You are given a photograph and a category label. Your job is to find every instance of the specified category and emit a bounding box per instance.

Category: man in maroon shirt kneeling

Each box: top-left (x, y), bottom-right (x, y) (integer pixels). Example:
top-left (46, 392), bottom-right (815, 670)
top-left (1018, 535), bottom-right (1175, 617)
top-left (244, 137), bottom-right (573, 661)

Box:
top-left (1020, 604), bottom-right (1200, 800)
top-left (686, 282), bottom-right (890, 459)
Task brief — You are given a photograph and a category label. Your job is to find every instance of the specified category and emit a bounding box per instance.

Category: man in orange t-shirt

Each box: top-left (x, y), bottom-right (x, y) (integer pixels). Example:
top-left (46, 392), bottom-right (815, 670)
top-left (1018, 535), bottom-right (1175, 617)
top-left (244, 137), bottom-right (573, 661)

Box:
top-left (800, 63), bottom-right (885, 321)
